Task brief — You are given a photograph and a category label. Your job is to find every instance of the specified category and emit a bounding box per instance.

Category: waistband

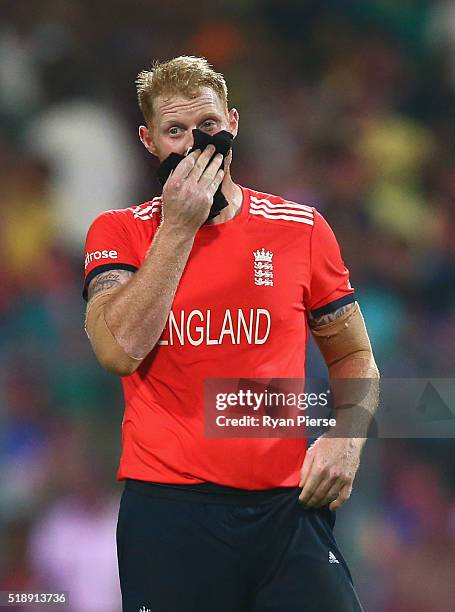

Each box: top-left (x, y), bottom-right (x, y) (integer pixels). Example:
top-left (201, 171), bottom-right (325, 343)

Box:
top-left (124, 479), bottom-right (300, 505)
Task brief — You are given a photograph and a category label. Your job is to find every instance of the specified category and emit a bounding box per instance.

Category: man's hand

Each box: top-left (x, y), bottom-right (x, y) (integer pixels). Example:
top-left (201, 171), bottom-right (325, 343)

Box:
top-left (161, 145), bottom-right (224, 233)
top-left (298, 436), bottom-right (364, 510)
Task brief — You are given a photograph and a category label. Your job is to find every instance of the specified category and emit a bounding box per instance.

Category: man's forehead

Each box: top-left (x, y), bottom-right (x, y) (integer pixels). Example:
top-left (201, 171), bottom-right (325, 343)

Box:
top-left (154, 87), bottom-right (225, 121)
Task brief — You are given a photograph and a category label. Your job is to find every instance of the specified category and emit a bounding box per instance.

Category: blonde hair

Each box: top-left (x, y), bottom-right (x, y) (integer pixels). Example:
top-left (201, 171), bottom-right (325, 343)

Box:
top-left (136, 56), bottom-right (229, 124)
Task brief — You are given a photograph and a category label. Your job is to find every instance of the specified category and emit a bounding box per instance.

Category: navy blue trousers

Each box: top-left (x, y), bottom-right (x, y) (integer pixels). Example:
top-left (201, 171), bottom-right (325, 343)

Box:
top-left (117, 480), bottom-right (363, 612)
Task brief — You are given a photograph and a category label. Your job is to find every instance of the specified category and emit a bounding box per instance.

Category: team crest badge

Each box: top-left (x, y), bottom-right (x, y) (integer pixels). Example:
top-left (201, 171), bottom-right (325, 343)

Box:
top-left (253, 248), bottom-right (274, 286)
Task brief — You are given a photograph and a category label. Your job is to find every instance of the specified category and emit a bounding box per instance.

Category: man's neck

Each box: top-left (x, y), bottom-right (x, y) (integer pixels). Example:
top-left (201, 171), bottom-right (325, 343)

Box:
top-left (205, 173), bottom-right (242, 225)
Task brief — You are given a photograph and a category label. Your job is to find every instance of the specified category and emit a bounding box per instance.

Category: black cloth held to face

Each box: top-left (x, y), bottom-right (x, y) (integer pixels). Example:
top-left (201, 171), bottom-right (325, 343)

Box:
top-left (157, 129), bottom-right (234, 222)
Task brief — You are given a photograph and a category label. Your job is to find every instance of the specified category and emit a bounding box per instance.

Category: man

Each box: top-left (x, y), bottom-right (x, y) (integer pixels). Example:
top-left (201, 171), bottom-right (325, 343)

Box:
top-left (83, 56), bottom-right (379, 612)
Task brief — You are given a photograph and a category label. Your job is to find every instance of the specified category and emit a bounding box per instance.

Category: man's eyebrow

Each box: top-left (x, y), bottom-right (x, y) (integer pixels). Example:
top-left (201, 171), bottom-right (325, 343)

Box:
top-left (198, 115), bottom-right (220, 122)
top-left (161, 114), bottom-right (221, 129)
top-left (161, 119), bottom-right (186, 128)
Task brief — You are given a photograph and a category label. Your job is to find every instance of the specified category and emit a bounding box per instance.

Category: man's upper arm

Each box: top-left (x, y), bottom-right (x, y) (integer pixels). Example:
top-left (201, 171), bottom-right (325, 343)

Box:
top-left (309, 301), bottom-right (374, 368)
top-left (85, 268), bottom-right (134, 329)
top-left (306, 209), bottom-right (355, 320)
top-left (83, 210), bottom-right (142, 375)
top-left (83, 209), bottom-right (140, 301)
top-left (86, 269), bottom-right (135, 303)
top-left (308, 301), bottom-right (357, 330)
top-left (84, 269), bottom-right (143, 376)
top-left (304, 210), bottom-right (374, 367)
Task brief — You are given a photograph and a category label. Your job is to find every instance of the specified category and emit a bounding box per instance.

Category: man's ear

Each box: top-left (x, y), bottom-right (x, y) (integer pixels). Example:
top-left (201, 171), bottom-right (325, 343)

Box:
top-left (139, 125), bottom-right (158, 156)
top-left (228, 109), bottom-right (239, 138)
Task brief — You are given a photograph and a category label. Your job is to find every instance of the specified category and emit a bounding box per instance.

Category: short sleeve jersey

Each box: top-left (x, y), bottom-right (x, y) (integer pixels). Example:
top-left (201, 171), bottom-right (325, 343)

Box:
top-left (83, 186), bottom-right (354, 489)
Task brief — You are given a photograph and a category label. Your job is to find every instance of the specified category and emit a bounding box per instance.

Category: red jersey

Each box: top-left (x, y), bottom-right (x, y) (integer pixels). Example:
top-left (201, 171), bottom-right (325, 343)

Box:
top-left (83, 186), bottom-right (354, 489)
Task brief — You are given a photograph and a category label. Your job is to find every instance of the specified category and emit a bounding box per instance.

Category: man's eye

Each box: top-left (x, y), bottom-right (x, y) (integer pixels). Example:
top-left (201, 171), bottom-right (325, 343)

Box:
top-left (169, 127), bottom-right (182, 136)
top-left (201, 121), bottom-right (216, 130)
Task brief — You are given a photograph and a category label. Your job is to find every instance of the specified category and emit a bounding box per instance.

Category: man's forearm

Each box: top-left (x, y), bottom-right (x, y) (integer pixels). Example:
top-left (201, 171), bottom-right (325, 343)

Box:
top-left (328, 352), bottom-right (380, 442)
top-left (104, 223), bottom-right (196, 359)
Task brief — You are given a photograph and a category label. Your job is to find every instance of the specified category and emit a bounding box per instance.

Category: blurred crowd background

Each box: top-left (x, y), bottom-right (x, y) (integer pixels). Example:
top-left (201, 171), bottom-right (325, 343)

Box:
top-left (1, 1), bottom-right (455, 610)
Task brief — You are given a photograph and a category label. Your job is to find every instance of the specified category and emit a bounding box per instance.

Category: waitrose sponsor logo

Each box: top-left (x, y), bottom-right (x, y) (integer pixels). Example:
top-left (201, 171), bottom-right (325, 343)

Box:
top-left (84, 249), bottom-right (118, 269)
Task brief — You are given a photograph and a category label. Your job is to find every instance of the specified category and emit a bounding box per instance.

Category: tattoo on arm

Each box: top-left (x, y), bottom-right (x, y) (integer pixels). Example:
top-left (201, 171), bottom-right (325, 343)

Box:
top-left (87, 270), bottom-right (134, 301)
top-left (308, 302), bottom-right (356, 329)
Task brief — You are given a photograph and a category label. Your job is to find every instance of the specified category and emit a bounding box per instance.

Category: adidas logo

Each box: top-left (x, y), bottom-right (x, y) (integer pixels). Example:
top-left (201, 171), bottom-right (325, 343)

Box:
top-left (328, 551), bottom-right (339, 564)
top-left (139, 606), bottom-right (151, 612)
